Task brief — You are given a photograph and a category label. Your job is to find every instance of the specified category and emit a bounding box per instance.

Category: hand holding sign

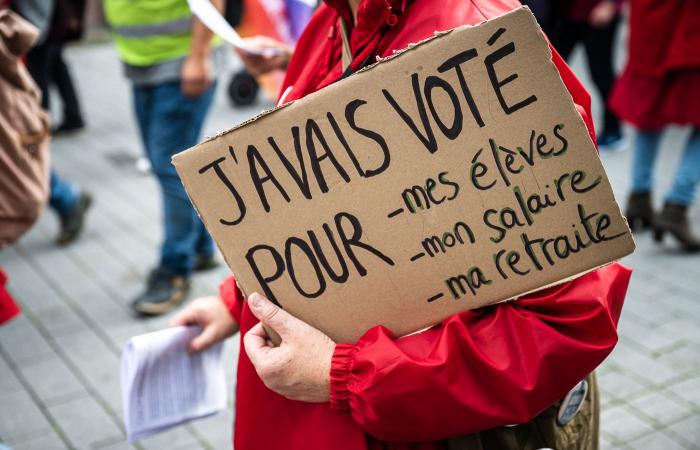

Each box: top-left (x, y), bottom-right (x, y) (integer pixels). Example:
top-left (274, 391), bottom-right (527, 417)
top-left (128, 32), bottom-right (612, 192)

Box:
top-left (187, 0), bottom-right (288, 57)
top-left (244, 293), bottom-right (335, 403)
top-left (235, 36), bottom-right (294, 77)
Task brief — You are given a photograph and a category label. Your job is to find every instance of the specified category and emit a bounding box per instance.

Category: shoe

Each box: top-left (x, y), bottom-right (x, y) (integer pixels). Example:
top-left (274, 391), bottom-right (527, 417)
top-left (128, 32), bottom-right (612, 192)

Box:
top-left (131, 268), bottom-right (191, 316)
top-left (56, 191), bottom-right (92, 245)
top-left (194, 254), bottom-right (220, 272)
top-left (653, 202), bottom-right (700, 252)
top-left (51, 118), bottom-right (85, 136)
top-left (625, 192), bottom-right (654, 231)
top-left (597, 130), bottom-right (626, 152)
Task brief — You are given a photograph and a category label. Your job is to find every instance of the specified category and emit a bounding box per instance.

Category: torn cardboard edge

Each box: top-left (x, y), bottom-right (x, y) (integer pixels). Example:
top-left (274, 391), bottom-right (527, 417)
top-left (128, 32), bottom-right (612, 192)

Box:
top-left (193, 7), bottom-right (541, 148)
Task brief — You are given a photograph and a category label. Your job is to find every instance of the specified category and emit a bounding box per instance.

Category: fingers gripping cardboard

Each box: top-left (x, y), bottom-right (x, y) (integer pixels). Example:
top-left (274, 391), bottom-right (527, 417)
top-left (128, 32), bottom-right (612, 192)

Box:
top-left (173, 8), bottom-right (635, 343)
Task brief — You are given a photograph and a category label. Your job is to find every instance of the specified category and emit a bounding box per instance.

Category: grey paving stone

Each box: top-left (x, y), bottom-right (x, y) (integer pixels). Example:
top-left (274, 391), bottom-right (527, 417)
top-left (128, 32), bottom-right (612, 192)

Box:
top-left (599, 369), bottom-right (649, 400)
top-left (95, 441), bottom-right (137, 450)
top-left (601, 406), bottom-right (656, 443)
top-left (138, 425), bottom-right (200, 450)
top-left (0, 389), bottom-right (52, 442)
top-left (628, 430), bottom-right (690, 450)
top-left (47, 395), bottom-right (123, 450)
top-left (0, 355), bottom-right (23, 394)
top-left (52, 330), bottom-right (124, 412)
top-left (0, 315), bottom-right (55, 367)
top-left (31, 302), bottom-right (86, 338)
top-left (665, 377), bottom-right (700, 411)
top-left (5, 430), bottom-right (69, 450)
top-left (621, 296), bottom-right (679, 327)
top-left (600, 432), bottom-right (616, 449)
top-left (629, 392), bottom-right (693, 428)
top-left (617, 354), bottom-right (683, 387)
top-left (190, 409), bottom-right (234, 450)
top-left (18, 353), bottom-right (87, 406)
top-left (666, 415), bottom-right (700, 449)
top-left (660, 290), bottom-right (700, 322)
top-left (617, 318), bottom-right (681, 354)
top-left (657, 343), bottom-right (700, 375)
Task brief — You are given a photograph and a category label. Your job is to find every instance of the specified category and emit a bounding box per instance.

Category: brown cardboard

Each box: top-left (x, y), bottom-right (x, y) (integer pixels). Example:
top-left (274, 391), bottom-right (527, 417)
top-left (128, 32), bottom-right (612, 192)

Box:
top-left (173, 7), bottom-right (635, 343)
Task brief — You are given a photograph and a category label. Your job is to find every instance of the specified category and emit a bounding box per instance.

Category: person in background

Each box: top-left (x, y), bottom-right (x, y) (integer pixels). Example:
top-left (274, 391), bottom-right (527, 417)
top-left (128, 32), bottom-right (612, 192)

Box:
top-left (11, 0), bottom-right (92, 245)
top-left (549, 0), bottom-right (623, 151)
top-left (1, 9), bottom-right (39, 328)
top-left (518, 0), bottom-right (553, 34)
top-left (170, 1), bottom-right (632, 449)
top-left (610, 0), bottom-right (700, 252)
top-left (25, 0), bottom-right (86, 135)
top-left (103, 0), bottom-right (225, 316)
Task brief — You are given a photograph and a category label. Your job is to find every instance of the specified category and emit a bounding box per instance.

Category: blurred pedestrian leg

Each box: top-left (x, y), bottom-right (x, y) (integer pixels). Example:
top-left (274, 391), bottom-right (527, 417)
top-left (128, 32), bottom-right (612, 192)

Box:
top-left (653, 129), bottom-right (700, 252)
top-left (49, 170), bottom-right (92, 245)
top-left (26, 40), bottom-right (85, 134)
top-left (23, 0), bottom-right (87, 135)
top-left (666, 129), bottom-right (700, 207)
top-left (627, 129), bottom-right (700, 247)
top-left (49, 170), bottom-right (79, 214)
top-left (132, 81), bottom-right (216, 279)
top-left (630, 130), bottom-right (662, 195)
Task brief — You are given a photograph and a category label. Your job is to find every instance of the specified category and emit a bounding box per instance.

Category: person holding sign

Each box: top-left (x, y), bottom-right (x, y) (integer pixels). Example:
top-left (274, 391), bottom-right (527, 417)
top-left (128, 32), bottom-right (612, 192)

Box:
top-left (172, 0), bottom-right (631, 449)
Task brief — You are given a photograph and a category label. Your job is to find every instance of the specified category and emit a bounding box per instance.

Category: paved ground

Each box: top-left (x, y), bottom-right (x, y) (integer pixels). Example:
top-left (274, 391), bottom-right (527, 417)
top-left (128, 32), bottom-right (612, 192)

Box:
top-left (1, 33), bottom-right (699, 450)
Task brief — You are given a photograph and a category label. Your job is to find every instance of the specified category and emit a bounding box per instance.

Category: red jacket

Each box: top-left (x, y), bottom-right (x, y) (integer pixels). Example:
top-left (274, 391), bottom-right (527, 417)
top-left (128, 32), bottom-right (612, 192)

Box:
top-left (625, 0), bottom-right (700, 78)
top-left (220, 1), bottom-right (632, 449)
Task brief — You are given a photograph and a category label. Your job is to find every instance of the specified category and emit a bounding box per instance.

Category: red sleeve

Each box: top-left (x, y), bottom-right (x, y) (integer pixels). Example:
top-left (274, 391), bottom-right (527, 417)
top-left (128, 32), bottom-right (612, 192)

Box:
top-left (329, 263), bottom-right (631, 441)
top-left (219, 275), bottom-right (245, 325)
top-left (0, 268), bottom-right (21, 325)
top-left (549, 43), bottom-right (598, 146)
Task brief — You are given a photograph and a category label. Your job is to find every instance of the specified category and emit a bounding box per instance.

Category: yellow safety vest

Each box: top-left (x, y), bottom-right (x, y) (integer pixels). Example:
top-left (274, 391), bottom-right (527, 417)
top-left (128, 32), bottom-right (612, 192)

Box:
top-left (103, 0), bottom-right (195, 66)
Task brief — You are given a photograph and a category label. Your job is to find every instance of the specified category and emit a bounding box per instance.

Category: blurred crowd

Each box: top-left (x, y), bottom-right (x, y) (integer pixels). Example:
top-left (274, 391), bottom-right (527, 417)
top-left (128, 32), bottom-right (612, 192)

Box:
top-left (1, 0), bottom-right (313, 319)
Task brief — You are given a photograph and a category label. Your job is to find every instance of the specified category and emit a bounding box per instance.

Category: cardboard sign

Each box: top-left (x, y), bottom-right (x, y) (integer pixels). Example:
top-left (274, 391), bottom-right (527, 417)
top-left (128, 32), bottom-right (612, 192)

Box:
top-left (174, 7), bottom-right (635, 343)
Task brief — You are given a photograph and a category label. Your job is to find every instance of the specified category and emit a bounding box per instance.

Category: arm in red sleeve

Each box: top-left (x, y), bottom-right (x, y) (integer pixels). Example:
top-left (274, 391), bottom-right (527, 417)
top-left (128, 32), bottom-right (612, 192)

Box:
top-left (219, 275), bottom-right (245, 325)
top-left (329, 263), bottom-right (631, 442)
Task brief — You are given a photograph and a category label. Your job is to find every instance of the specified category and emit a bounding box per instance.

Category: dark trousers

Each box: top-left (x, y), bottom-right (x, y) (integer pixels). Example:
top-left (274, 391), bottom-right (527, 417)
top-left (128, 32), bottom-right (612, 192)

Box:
top-left (551, 17), bottom-right (621, 136)
top-left (26, 41), bottom-right (84, 124)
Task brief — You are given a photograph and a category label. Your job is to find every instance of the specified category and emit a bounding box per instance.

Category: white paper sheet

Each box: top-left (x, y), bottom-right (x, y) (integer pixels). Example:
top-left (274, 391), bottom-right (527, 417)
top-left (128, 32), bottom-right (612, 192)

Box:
top-left (187, 0), bottom-right (281, 55)
top-left (120, 326), bottom-right (227, 442)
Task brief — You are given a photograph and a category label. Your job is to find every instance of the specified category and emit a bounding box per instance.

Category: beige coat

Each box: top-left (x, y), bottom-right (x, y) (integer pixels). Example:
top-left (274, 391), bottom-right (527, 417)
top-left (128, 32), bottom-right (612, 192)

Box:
top-left (0, 9), bottom-right (50, 247)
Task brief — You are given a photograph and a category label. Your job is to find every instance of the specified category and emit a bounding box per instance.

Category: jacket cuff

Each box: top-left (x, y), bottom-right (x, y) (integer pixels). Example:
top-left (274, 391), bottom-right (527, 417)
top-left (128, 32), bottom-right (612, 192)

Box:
top-left (329, 343), bottom-right (358, 413)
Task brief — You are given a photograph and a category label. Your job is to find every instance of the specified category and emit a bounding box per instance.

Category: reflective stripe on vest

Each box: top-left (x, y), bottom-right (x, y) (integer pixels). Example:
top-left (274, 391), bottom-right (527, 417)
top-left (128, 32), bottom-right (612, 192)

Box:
top-left (113, 17), bottom-right (193, 39)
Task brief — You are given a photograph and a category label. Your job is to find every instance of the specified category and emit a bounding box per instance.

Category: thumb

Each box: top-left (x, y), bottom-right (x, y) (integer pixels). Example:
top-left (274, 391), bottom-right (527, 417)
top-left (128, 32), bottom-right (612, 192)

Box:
top-left (170, 307), bottom-right (196, 328)
top-left (247, 292), bottom-right (293, 337)
top-left (188, 325), bottom-right (219, 353)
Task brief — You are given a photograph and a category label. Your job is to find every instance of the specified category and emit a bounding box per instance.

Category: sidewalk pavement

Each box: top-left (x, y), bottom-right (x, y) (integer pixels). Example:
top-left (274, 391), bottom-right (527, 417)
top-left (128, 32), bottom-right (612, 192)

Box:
top-left (1, 40), bottom-right (699, 450)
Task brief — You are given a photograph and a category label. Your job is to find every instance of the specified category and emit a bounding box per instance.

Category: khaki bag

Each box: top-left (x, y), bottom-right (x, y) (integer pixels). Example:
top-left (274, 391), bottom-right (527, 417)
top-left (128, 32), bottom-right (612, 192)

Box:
top-left (448, 372), bottom-right (600, 450)
top-left (0, 9), bottom-right (50, 247)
